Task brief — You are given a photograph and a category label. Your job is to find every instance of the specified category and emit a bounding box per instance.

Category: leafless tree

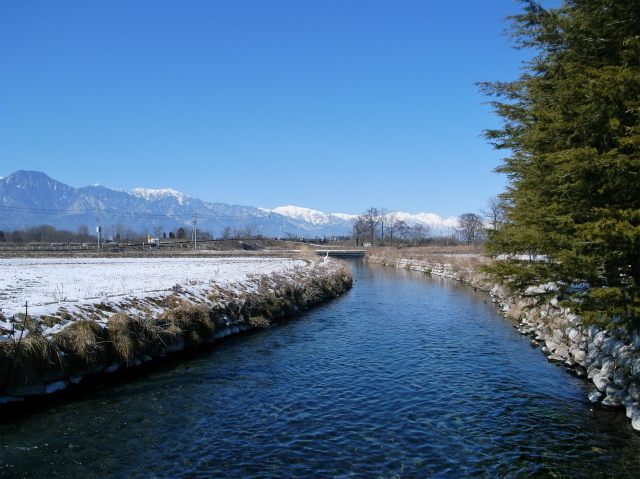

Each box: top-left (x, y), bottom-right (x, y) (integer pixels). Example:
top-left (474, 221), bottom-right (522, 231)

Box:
top-left (384, 212), bottom-right (400, 245)
top-left (362, 207), bottom-right (381, 245)
top-left (458, 213), bottom-right (484, 245)
top-left (221, 226), bottom-right (233, 240)
top-left (76, 223), bottom-right (89, 244)
top-left (406, 224), bottom-right (429, 246)
top-left (394, 220), bottom-right (409, 244)
top-left (235, 224), bottom-right (259, 239)
top-left (352, 216), bottom-right (367, 246)
top-left (480, 196), bottom-right (507, 230)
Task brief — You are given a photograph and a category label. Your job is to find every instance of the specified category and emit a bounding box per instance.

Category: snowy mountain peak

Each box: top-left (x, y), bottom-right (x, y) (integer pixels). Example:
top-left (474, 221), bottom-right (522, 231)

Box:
top-left (268, 206), bottom-right (329, 225)
top-left (129, 188), bottom-right (189, 204)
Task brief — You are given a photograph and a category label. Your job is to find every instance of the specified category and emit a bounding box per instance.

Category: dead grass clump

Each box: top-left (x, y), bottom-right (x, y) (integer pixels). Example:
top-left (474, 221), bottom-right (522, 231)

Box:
top-left (95, 302), bottom-right (116, 312)
top-left (53, 320), bottom-right (108, 373)
top-left (42, 315), bottom-right (63, 328)
top-left (106, 312), bottom-right (146, 365)
top-left (158, 304), bottom-right (216, 348)
top-left (0, 334), bottom-right (64, 390)
top-left (248, 315), bottom-right (270, 329)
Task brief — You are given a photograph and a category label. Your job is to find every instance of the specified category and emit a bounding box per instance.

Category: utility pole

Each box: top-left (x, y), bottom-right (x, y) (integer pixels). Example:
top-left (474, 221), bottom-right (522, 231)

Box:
top-left (192, 212), bottom-right (198, 249)
top-left (95, 208), bottom-right (102, 249)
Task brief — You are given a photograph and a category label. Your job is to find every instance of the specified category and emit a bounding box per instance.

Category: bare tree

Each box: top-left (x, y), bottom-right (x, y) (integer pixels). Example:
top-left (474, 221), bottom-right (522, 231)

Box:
top-left (76, 223), bottom-right (89, 244)
top-left (394, 220), bottom-right (409, 244)
top-left (480, 196), bottom-right (507, 230)
top-left (351, 216), bottom-right (367, 246)
top-left (153, 226), bottom-right (164, 238)
top-left (384, 212), bottom-right (399, 245)
top-left (221, 226), bottom-right (232, 240)
top-left (406, 224), bottom-right (429, 246)
top-left (362, 207), bottom-right (381, 245)
top-left (458, 213), bottom-right (484, 245)
top-left (235, 224), bottom-right (259, 239)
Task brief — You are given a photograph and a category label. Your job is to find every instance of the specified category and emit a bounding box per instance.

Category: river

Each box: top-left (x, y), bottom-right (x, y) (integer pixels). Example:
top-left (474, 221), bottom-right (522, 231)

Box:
top-left (1, 261), bottom-right (638, 479)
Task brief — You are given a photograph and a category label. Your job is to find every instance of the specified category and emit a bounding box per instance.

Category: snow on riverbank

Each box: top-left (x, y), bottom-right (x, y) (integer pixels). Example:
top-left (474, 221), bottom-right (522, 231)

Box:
top-left (0, 257), bottom-right (306, 339)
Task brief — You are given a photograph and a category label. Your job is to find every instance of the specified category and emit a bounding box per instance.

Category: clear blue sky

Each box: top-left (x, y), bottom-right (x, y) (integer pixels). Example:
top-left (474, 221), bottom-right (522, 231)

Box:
top-left (1, 0), bottom-right (536, 218)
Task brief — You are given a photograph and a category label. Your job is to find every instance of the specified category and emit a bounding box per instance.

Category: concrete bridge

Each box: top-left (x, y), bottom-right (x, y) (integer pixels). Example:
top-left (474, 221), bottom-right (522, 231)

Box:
top-left (315, 250), bottom-right (365, 259)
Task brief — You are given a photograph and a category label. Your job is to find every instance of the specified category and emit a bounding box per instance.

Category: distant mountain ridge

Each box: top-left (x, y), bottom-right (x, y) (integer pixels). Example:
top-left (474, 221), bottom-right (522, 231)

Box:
top-left (0, 171), bottom-right (459, 238)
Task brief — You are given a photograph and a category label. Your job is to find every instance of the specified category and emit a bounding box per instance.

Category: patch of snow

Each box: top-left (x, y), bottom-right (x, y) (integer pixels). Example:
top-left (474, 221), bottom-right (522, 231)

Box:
top-left (129, 188), bottom-right (189, 204)
top-left (0, 257), bottom-right (306, 325)
top-left (332, 213), bottom-right (357, 221)
top-left (270, 206), bottom-right (334, 225)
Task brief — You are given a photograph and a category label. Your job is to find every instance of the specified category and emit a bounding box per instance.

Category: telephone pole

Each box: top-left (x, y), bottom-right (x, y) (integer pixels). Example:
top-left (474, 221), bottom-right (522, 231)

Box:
top-left (192, 212), bottom-right (198, 249)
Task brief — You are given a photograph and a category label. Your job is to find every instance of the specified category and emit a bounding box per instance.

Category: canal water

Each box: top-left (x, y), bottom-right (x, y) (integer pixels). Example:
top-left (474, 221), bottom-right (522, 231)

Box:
top-left (1, 261), bottom-right (639, 479)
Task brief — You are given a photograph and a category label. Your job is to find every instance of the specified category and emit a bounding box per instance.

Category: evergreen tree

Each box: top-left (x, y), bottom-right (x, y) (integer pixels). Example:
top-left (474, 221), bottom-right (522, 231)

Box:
top-left (479, 0), bottom-right (640, 331)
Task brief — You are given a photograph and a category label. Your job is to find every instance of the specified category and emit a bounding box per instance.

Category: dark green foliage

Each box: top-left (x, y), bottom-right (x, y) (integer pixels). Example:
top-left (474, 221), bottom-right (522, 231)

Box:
top-left (480, 0), bottom-right (640, 331)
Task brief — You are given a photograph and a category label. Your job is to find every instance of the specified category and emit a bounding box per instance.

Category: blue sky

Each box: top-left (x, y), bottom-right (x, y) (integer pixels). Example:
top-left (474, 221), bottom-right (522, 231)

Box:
top-left (1, 0), bottom-right (535, 218)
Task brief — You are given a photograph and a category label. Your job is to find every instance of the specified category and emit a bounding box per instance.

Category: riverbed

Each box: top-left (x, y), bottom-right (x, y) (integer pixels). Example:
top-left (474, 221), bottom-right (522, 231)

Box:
top-left (0, 261), bottom-right (638, 478)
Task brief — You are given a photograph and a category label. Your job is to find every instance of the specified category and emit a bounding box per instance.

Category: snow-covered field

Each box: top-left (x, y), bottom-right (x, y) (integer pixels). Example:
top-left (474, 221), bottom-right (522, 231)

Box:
top-left (0, 257), bottom-right (306, 335)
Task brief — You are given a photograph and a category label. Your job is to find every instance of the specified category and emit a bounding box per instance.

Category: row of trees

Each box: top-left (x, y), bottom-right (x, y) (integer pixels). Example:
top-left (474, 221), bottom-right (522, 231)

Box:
top-left (0, 224), bottom-right (95, 244)
top-left (0, 224), bottom-right (207, 244)
top-left (480, 0), bottom-right (640, 331)
top-left (350, 204), bottom-right (507, 247)
top-left (351, 208), bottom-right (432, 247)
top-left (0, 223), bottom-right (289, 244)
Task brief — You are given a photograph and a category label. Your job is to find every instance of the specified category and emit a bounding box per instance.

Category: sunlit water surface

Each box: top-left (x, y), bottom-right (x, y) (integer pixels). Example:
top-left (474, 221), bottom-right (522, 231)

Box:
top-left (1, 261), bottom-right (639, 478)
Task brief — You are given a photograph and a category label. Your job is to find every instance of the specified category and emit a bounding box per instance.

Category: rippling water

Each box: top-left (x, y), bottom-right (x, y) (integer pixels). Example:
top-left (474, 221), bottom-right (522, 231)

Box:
top-left (1, 261), bottom-right (639, 479)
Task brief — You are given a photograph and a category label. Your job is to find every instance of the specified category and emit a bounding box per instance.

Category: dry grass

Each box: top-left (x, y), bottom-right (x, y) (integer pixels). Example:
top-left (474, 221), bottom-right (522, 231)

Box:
top-left (53, 320), bottom-right (108, 373)
top-left (158, 303), bottom-right (216, 348)
top-left (0, 258), bottom-right (354, 395)
top-left (0, 333), bottom-right (64, 390)
top-left (295, 244), bottom-right (323, 263)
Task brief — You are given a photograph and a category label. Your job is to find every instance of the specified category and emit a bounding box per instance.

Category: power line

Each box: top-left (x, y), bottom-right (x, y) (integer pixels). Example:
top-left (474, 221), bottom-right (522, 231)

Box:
top-left (0, 204), bottom-right (264, 221)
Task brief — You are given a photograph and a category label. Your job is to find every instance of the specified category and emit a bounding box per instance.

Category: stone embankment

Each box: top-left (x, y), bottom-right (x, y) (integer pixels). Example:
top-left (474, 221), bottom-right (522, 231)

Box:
top-left (366, 252), bottom-right (640, 432)
top-left (0, 260), bottom-right (352, 402)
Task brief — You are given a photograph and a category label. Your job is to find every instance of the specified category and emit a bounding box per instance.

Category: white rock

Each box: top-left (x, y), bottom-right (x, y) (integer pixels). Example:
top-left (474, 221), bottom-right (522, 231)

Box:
top-left (571, 348), bottom-right (586, 364)
top-left (632, 411), bottom-right (640, 431)
top-left (593, 330), bottom-right (608, 348)
top-left (545, 339), bottom-right (560, 352)
top-left (589, 390), bottom-right (604, 403)
top-left (554, 343), bottom-right (570, 358)
top-left (44, 380), bottom-right (68, 394)
top-left (594, 373), bottom-right (611, 392)
top-left (600, 356), bottom-right (616, 379)
top-left (601, 337), bottom-right (619, 356)
top-left (567, 328), bottom-right (581, 343)
top-left (626, 402), bottom-right (640, 419)
top-left (548, 354), bottom-right (565, 363)
top-left (629, 381), bottom-right (640, 402)
top-left (602, 396), bottom-right (621, 407)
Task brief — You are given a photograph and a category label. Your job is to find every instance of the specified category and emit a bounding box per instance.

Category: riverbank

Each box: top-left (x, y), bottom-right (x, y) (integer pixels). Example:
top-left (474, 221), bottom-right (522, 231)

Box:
top-left (366, 247), bottom-right (640, 432)
top-left (0, 256), bottom-right (352, 401)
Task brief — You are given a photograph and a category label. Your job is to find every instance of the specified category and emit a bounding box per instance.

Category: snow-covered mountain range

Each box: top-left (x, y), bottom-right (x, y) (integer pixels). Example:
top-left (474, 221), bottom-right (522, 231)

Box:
top-left (0, 171), bottom-right (459, 238)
